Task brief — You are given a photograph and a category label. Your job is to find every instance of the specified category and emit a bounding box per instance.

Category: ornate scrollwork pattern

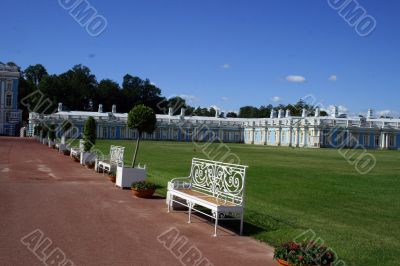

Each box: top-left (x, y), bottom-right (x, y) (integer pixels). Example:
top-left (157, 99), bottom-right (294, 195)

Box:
top-left (190, 158), bottom-right (247, 205)
top-left (110, 145), bottom-right (125, 166)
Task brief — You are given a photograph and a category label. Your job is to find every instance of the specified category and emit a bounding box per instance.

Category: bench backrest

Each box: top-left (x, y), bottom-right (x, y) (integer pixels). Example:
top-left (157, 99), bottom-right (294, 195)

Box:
top-left (109, 145), bottom-right (125, 167)
top-left (189, 158), bottom-right (248, 206)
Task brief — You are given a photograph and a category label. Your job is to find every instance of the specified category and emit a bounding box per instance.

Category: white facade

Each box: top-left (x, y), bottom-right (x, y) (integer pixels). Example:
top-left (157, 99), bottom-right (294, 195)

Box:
top-left (29, 105), bottom-right (400, 150)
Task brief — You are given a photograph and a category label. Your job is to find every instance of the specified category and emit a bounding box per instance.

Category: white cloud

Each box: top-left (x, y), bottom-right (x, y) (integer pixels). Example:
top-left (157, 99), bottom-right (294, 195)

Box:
top-left (328, 75), bottom-right (337, 81)
top-left (285, 75), bottom-right (306, 83)
top-left (179, 94), bottom-right (199, 104)
top-left (271, 96), bottom-right (281, 102)
top-left (221, 64), bottom-right (231, 69)
top-left (221, 96), bottom-right (229, 101)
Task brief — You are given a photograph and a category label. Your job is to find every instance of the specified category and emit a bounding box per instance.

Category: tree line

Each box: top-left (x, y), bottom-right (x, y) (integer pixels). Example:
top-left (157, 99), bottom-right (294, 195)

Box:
top-left (18, 63), bottom-right (327, 122)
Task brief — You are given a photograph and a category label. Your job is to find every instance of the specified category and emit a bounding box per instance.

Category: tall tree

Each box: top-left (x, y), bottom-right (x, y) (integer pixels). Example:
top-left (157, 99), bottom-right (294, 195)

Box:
top-left (226, 112), bottom-right (238, 118)
top-left (96, 79), bottom-right (122, 112)
top-left (24, 64), bottom-right (48, 86)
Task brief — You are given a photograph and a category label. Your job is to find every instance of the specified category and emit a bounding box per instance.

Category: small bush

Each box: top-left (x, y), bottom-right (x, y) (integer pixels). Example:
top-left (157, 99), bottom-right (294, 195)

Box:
top-left (83, 116), bottom-right (96, 152)
top-left (131, 181), bottom-right (157, 191)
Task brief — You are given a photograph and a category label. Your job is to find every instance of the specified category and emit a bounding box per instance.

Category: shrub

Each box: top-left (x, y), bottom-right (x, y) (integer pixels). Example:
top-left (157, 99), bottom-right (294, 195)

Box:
top-left (48, 124), bottom-right (56, 141)
top-left (131, 181), bottom-right (157, 191)
top-left (42, 126), bottom-right (48, 139)
top-left (83, 116), bottom-right (96, 152)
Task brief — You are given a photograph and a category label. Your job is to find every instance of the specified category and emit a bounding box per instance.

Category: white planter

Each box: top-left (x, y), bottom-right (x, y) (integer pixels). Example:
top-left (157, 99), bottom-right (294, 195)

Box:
top-left (58, 143), bottom-right (67, 152)
top-left (116, 166), bottom-right (146, 189)
top-left (80, 152), bottom-right (96, 165)
top-left (48, 140), bottom-right (55, 148)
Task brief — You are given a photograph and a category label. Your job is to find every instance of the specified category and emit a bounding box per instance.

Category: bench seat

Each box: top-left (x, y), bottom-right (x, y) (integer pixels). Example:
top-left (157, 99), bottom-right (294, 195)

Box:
top-left (167, 158), bottom-right (248, 236)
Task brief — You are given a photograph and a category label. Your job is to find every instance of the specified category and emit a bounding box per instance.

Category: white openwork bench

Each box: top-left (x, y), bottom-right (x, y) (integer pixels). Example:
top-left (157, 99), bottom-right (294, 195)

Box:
top-left (70, 139), bottom-right (84, 159)
top-left (167, 158), bottom-right (248, 236)
top-left (97, 145), bottom-right (125, 174)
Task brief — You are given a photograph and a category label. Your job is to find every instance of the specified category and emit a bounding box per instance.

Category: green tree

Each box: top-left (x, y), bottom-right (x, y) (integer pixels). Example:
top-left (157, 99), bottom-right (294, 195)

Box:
top-left (127, 105), bottom-right (156, 167)
top-left (60, 119), bottom-right (73, 137)
top-left (239, 106), bottom-right (259, 118)
top-left (49, 124), bottom-right (56, 141)
top-left (226, 112), bottom-right (238, 118)
top-left (96, 79), bottom-right (122, 112)
top-left (167, 96), bottom-right (187, 115)
top-left (24, 64), bottom-right (48, 86)
top-left (42, 126), bottom-right (49, 139)
top-left (83, 117), bottom-right (97, 152)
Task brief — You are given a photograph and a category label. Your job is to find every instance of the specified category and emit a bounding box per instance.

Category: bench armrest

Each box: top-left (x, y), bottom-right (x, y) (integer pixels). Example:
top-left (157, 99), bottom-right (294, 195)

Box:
top-left (169, 177), bottom-right (192, 190)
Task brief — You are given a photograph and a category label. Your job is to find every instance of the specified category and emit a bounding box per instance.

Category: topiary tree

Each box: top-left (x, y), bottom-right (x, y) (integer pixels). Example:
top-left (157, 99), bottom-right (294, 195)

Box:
top-left (49, 124), bottom-right (56, 141)
top-left (34, 126), bottom-right (39, 136)
top-left (60, 119), bottom-right (72, 137)
top-left (128, 105), bottom-right (156, 168)
top-left (37, 125), bottom-right (43, 138)
top-left (42, 126), bottom-right (49, 139)
top-left (83, 116), bottom-right (96, 152)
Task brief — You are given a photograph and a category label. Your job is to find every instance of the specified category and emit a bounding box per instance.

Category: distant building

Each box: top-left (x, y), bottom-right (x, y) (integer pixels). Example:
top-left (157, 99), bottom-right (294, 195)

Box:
top-left (29, 104), bottom-right (400, 150)
top-left (0, 63), bottom-right (22, 136)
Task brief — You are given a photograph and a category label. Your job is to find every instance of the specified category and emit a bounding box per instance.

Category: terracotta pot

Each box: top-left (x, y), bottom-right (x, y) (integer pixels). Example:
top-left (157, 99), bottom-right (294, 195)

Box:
top-left (131, 189), bottom-right (155, 198)
top-left (277, 259), bottom-right (291, 266)
top-left (108, 175), bottom-right (116, 183)
top-left (277, 259), bottom-right (320, 266)
top-left (86, 163), bottom-right (95, 169)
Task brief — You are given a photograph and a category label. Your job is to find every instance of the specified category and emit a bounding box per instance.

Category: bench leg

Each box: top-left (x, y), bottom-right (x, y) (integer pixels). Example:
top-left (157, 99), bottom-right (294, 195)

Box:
top-left (167, 193), bottom-right (172, 213)
top-left (188, 203), bottom-right (192, 224)
top-left (214, 212), bottom-right (218, 237)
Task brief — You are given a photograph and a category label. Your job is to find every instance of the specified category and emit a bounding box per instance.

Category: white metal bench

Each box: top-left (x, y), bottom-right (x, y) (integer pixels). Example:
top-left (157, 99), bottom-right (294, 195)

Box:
top-left (97, 145), bottom-right (125, 175)
top-left (167, 158), bottom-right (248, 236)
top-left (70, 139), bottom-right (84, 159)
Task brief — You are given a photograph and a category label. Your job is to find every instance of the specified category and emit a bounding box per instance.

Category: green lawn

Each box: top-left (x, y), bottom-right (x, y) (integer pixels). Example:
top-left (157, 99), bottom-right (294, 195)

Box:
top-left (89, 140), bottom-right (400, 266)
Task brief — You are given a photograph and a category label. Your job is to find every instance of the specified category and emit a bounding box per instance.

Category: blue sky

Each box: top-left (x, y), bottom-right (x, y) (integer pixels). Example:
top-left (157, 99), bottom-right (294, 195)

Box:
top-left (2, 0), bottom-right (399, 116)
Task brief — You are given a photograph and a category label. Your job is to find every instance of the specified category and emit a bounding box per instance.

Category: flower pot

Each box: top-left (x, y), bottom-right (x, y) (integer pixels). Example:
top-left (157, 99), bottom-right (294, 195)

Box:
top-left (277, 260), bottom-right (291, 266)
top-left (132, 189), bottom-right (155, 198)
top-left (108, 175), bottom-right (116, 183)
top-left (86, 162), bottom-right (95, 169)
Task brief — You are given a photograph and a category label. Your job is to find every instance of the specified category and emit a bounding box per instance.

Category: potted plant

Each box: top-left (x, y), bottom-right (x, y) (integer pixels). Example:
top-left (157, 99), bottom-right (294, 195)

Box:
top-left (274, 241), bottom-right (336, 266)
top-left (36, 125), bottom-right (43, 142)
top-left (71, 154), bottom-right (80, 162)
top-left (131, 181), bottom-right (156, 198)
top-left (42, 127), bottom-right (48, 145)
top-left (85, 161), bottom-right (95, 169)
top-left (108, 171), bottom-right (116, 183)
top-left (115, 105), bottom-right (156, 188)
top-left (80, 116), bottom-right (97, 165)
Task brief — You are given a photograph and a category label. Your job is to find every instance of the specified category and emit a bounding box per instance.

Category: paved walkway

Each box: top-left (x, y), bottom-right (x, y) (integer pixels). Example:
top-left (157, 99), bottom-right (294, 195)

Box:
top-left (0, 137), bottom-right (276, 266)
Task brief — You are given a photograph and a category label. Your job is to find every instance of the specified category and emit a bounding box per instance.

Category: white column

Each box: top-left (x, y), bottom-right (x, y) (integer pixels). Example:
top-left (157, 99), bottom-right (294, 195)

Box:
top-left (386, 134), bottom-right (389, 148)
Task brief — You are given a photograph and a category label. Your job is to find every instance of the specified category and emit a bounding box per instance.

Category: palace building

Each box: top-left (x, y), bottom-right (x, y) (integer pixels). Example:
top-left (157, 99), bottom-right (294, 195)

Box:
top-left (29, 103), bottom-right (400, 150)
top-left (0, 63), bottom-right (22, 136)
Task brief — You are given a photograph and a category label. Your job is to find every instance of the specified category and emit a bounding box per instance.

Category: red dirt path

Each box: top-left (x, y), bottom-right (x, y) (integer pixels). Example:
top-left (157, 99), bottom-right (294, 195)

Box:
top-left (0, 137), bottom-right (276, 266)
